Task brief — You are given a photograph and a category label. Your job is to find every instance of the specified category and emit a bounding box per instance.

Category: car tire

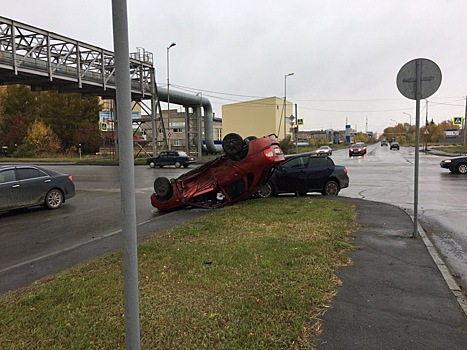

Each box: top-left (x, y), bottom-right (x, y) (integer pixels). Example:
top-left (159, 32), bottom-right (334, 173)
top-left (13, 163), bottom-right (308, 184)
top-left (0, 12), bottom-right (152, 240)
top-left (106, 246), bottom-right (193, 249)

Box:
top-left (322, 180), bottom-right (339, 196)
top-left (174, 161), bottom-right (182, 168)
top-left (222, 133), bottom-right (244, 156)
top-left (256, 181), bottom-right (274, 198)
top-left (154, 177), bottom-right (173, 199)
top-left (45, 188), bottom-right (64, 209)
top-left (456, 163), bottom-right (467, 174)
top-left (149, 161), bottom-right (156, 168)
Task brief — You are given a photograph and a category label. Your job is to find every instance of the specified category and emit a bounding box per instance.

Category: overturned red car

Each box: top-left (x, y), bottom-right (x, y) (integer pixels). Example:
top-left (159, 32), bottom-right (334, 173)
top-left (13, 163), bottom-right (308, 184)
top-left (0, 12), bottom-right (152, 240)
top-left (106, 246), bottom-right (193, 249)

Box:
top-left (150, 133), bottom-right (285, 211)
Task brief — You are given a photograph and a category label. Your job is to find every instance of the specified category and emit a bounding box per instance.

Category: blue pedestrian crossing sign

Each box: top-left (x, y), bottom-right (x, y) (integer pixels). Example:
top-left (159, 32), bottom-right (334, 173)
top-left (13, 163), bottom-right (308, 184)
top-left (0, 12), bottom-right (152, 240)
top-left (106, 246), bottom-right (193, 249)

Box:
top-left (452, 116), bottom-right (464, 126)
top-left (100, 122), bottom-right (108, 131)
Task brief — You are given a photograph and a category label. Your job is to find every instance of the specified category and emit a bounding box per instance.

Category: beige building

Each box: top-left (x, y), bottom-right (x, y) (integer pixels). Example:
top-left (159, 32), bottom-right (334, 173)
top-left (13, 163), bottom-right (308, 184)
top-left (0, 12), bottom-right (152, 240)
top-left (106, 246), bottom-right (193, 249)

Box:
top-left (222, 97), bottom-right (295, 140)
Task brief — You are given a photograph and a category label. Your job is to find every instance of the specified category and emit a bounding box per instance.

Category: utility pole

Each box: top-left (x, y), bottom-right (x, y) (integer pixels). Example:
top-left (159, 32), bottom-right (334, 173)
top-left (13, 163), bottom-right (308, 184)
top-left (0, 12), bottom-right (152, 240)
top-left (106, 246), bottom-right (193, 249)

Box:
top-left (464, 95), bottom-right (467, 154)
top-left (295, 103), bottom-right (298, 154)
top-left (281, 73), bottom-right (294, 139)
top-left (167, 42), bottom-right (176, 150)
top-left (425, 99), bottom-right (429, 151)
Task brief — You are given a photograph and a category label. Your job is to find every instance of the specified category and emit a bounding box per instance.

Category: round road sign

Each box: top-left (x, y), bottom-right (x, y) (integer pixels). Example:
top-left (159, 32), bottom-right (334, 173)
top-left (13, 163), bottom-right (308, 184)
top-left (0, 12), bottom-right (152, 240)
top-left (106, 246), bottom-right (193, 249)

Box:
top-left (396, 58), bottom-right (442, 100)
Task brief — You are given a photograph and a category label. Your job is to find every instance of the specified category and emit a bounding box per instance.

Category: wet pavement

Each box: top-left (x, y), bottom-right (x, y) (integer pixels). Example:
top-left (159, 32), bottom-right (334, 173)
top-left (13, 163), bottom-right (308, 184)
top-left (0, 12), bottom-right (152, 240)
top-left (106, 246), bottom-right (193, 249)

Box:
top-left (335, 145), bottom-right (467, 292)
top-left (316, 198), bottom-right (467, 349)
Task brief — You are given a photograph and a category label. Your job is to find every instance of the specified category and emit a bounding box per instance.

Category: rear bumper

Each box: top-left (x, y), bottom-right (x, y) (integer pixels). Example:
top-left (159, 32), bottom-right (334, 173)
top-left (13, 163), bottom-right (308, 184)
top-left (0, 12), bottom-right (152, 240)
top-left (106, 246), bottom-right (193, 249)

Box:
top-left (340, 176), bottom-right (349, 189)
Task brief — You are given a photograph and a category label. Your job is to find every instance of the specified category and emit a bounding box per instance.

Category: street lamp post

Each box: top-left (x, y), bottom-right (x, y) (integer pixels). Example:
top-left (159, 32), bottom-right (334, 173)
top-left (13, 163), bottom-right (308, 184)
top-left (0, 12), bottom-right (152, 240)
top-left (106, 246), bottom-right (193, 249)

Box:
top-left (283, 73), bottom-right (294, 139)
top-left (167, 42), bottom-right (176, 150)
top-left (403, 112), bottom-right (411, 147)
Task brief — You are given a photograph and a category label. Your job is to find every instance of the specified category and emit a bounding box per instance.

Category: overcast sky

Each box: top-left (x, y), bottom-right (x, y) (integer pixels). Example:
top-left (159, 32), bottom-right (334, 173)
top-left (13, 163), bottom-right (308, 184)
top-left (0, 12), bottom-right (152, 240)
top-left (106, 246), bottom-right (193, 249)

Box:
top-left (3, 0), bottom-right (467, 134)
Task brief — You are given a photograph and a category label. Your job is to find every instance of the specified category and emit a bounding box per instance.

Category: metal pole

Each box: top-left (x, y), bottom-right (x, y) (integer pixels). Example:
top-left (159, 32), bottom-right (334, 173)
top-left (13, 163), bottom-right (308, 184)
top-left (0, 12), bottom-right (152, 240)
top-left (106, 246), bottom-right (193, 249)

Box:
top-left (111, 1), bottom-right (141, 348)
top-left (413, 59), bottom-right (421, 238)
top-left (463, 95), bottom-right (467, 154)
top-left (295, 103), bottom-right (298, 154)
top-left (283, 76), bottom-right (287, 139)
top-left (283, 73), bottom-right (294, 139)
top-left (167, 42), bottom-right (176, 150)
top-left (150, 67), bottom-right (157, 157)
top-left (425, 99), bottom-right (429, 151)
top-left (403, 112), bottom-right (411, 147)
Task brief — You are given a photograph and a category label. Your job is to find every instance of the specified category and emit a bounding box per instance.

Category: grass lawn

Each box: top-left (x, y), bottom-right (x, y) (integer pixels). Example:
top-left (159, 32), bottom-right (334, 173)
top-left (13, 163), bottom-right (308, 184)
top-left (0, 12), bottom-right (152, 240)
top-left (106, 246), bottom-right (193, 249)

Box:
top-left (431, 145), bottom-right (467, 155)
top-left (0, 197), bottom-right (357, 350)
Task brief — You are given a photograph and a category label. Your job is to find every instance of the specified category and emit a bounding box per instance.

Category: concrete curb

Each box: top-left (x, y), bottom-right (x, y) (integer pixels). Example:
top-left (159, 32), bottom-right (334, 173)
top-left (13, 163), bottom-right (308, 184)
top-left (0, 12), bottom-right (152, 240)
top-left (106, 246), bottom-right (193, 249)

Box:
top-left (414, 219), bottom-right (467, 316)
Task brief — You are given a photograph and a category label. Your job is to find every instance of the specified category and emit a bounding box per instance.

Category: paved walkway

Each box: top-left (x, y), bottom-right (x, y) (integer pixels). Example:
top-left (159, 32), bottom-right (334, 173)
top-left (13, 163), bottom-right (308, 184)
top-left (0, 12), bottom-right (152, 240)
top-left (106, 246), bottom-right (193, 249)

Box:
top-left (316, 198), bottom-right (467, 349)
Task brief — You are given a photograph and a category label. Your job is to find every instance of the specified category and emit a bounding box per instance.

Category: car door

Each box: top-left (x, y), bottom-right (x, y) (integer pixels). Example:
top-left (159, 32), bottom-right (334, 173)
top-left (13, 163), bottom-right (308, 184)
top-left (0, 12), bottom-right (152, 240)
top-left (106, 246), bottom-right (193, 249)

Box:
top-left (161, 151), bottom-right (175, 166)
top-left (0, 168), bottom-right (20, 210)
top-left (305, 157), bottom-right (334, 191)
top-left (274, 155), bottom-right (309, 193)
top-left (15, 167), bottom-right (51, 206)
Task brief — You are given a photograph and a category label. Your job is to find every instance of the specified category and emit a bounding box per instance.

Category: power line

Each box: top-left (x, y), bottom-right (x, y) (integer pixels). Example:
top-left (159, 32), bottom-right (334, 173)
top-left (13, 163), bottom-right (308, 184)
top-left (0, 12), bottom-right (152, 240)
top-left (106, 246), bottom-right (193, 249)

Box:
top-left (167, 82), bottom-right (466, 114)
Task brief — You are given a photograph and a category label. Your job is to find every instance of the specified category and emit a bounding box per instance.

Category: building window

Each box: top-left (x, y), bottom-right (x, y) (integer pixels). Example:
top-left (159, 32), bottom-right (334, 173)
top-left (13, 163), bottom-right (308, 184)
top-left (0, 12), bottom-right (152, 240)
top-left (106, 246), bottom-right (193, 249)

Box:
top-left (173, 128), bottom-right (183, 133)
top-left (173, 139), bottom-right (183, 146)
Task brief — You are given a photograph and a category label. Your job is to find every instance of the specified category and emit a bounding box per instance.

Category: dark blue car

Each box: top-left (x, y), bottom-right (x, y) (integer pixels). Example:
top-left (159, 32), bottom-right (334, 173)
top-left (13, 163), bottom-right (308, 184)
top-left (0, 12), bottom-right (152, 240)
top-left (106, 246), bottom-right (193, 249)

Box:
top-left (256, 153), bottom-right (349, 197)
top-left (0, 165), bottom-right (75, 212)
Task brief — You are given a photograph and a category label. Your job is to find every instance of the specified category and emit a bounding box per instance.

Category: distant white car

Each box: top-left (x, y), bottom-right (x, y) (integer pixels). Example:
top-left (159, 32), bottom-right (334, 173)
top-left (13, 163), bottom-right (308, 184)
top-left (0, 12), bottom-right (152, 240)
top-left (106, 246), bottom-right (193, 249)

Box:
top-left (315, 146), bottom-right (332, 155)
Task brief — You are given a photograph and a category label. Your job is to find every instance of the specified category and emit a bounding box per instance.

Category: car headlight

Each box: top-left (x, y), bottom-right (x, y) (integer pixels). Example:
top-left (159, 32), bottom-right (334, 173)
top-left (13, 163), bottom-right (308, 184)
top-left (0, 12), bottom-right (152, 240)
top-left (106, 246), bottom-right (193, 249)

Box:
top-left (443, 160), bottom-right (451, 163)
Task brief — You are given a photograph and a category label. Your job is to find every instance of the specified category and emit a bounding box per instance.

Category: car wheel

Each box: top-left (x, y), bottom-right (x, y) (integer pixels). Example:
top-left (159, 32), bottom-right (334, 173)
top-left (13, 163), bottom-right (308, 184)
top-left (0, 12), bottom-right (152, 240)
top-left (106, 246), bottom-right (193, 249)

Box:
top-left (174, 161), bottom-right (182, 168)
top-left (154, 177), bottom-right (173, 199)
top-left (322, 180), bottom-right (339, 196)
top-left (45, 188), bottom-right (64, 209)
top-left (149, 161), bottom-right (156, 168)
top-left (456, 163), bottom-right (467, 174)
top-left (256, 181), bottom-right (274, 198)
top-left (222, 133), bottom-right (244, 156)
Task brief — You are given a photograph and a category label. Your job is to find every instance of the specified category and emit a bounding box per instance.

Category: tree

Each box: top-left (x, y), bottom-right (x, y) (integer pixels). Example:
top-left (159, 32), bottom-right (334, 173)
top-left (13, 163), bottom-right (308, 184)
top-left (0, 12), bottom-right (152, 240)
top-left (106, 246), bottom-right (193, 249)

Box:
top-left (36, 91), bottom-right (101, 150)
top-left (279, 135), bottom-right (295, 154)
top-left (353, 132), bottom-right (369, 143)
top-left (1, 85), bottom-right (38, 118)
top-left (0, 112), bottom-right (28, 149)
top-left (0, 86), bottom-right (38, 149)
top-left (24, 119), bottom-right (61, 156)
top-left (72, 121), bottom-right (101, 155)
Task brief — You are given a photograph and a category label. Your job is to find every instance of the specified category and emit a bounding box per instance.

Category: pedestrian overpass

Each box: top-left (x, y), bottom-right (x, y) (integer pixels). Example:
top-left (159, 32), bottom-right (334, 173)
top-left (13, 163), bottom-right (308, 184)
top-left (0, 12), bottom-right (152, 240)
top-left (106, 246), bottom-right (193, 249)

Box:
top-left (0, 16), bottom-right (217, 155)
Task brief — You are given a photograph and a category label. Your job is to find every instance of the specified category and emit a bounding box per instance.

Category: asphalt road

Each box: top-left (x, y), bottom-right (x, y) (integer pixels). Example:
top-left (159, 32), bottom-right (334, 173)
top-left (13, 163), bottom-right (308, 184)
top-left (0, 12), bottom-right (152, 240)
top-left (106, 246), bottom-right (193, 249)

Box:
top-left (335, 143), bottom-right (467, 291)
top-left (0, 164), bottom-right (207, 294)
top-left (1, 144), bottom-right (466, 295)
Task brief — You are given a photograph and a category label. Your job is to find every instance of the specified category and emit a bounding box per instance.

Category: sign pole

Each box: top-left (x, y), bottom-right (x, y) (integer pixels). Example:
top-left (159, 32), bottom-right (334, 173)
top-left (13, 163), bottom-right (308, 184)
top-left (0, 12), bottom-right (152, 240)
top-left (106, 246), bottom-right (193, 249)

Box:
top-left (413, 60), bottom-right (421, 238)
top-left (396, 58), bottom-right (442, 239)
top-left (111, 0), bottom-right (141, 348)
